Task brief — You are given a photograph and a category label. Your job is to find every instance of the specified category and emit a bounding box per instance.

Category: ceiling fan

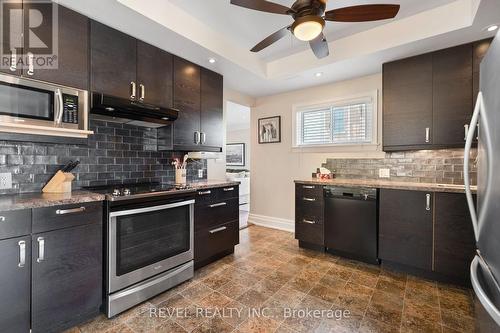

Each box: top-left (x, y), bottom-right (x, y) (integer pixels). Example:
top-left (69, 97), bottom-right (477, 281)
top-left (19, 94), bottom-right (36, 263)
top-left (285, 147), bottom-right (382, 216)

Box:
top-left (230, 0), bottom-right (400, 59)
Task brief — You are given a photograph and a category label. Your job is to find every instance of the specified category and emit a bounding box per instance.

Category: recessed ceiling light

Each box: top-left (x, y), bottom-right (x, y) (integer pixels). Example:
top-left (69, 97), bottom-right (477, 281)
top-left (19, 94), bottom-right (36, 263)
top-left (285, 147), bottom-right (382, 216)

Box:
top-left (487, 25), bottom-right (499, 32)
top-left (208, 58), bottom-right (216, 64)
top-left (315, 72), bottom-right (323, 77)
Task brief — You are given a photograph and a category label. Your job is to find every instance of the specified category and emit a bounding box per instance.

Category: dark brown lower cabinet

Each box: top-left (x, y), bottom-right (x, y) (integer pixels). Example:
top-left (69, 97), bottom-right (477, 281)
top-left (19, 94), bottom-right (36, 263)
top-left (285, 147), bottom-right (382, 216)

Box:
top-left (31, 223), bottom-right (102, 333)
top-left (295, 184), bottom-right (324, 250)
top-left (0, 236), bottom-right (31, 333)
top-left (379, 189), bottom-right (433, 271)
top-left (194, 186), bottom-right (240, 269)
top-left (434, 192), bottom-right (476, 282)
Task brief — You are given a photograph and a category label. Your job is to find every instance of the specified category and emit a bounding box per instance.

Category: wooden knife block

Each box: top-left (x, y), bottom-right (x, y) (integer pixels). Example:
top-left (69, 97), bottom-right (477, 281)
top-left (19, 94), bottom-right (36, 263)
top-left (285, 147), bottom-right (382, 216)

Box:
top-left (42, 171), bottom-right (75, 194)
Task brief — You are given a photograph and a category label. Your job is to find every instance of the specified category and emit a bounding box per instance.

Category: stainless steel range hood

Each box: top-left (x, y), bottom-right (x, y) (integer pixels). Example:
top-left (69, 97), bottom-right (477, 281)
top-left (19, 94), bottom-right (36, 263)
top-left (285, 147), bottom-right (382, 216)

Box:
top-left (91, 93), bottom-right (179, 128)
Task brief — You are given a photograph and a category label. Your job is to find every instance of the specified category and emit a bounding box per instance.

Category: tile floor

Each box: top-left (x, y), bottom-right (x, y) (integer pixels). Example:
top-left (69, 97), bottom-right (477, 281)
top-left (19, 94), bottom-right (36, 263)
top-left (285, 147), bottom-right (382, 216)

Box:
top-left (72, 225), bottom-right (476, 333)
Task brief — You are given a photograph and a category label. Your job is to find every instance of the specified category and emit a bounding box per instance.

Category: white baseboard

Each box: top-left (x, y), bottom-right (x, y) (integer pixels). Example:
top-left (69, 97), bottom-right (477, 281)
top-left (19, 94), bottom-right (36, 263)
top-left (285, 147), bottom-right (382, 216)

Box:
top-left (248, 214), bottom-right (294, 233)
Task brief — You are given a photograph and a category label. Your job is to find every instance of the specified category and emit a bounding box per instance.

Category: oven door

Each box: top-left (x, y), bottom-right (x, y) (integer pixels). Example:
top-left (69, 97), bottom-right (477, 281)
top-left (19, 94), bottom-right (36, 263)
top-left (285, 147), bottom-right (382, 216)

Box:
top-left (108, 200), bottom-right (194, 293)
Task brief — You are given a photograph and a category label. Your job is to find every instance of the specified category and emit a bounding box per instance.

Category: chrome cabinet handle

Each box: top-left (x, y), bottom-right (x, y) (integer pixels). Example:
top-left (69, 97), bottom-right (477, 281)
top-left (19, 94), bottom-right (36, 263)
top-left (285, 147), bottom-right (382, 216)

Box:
top-left (56, 207), bottom-right (85, 215)
top-left (139, 84), bottom-right (145, 101)
top-left (194, 131), bottom-right (200, 144)
top-left (303, 197), bottom-right (316, 202)
top-left (27, 52), bottom-right (34, 76)
top-left (302, 185), bottom-right (315, 189)
top-left (0, 216), bottom-right (5, 222)
top-left (425, 127), bottom-right (430, 143)
top-left (223, 187), bottom-right (235, 192)
top-left (464, 124), bottom-right (469, 141)
top-left (37, 237), bottom-right (45, 263)
top-left (201, 132), bottom-right (206, 145)
top-left (10, 49), bottom-right (16, 72)
top-left (209, 226), bottom-right (227, 234)
top-left (18, 240), bottom-right (26, 268)
top-left (130, 82), bottom-right (137, 100)
top-left (198, 190), bottom-right (212, 195)
top-left (302, 219), bottom-right (316, 224)
top-left (426, 194), bottom-right (431, 211)
top-left (209, 202), bottom-right (227, 208)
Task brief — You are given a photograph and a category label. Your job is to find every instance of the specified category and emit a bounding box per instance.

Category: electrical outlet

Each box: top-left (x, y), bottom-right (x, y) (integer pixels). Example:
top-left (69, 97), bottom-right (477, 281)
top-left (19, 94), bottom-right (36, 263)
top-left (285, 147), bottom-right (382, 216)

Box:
top-left (379, 169), bottom-right (390, 178)
top-left (198, 169), bottom-right (204, 178)
top-left (0, 173), bottom-right (12, 189)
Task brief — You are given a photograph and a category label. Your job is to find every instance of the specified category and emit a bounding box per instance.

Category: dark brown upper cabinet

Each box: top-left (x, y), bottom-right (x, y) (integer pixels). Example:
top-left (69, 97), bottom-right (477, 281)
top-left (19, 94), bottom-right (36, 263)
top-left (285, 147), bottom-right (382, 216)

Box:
top-left (1, 3), bottom-right (89, 90)
top-left (136, 41), bottom-right (173, 108)
top-left (173, 56), bottom-right (201, 149)
top-left (171, 58), bottom-right (224, 152)
top-left (432, 44), bottom-right (473, 146)
top-left (200, 68), bottom-right (224, 149)
top-left (383, 40), bottom-right (491, 151)
top-left (379, 189), bottom-right (433, 271)
top-left (383, 54), bottom-right (433, 149)
top-left (90, 21), bottom-right (137, 100)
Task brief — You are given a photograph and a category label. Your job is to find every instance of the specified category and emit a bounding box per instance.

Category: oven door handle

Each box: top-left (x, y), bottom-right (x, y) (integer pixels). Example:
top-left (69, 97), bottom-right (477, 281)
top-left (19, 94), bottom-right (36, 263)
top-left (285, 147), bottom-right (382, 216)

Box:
top-left (109, 199), bottom-right (195, 218)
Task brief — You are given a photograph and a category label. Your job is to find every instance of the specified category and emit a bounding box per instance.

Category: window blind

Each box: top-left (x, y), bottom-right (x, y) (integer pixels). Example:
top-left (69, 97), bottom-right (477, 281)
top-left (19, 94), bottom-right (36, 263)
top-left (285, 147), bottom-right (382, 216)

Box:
top-left (296, 98), bottom-right (374, 146)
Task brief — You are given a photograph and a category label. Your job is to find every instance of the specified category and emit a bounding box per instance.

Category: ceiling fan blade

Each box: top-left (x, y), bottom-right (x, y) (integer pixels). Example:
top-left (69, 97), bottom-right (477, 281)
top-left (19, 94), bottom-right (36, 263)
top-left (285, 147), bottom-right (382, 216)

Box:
top-left (309, 33), bottom-right (329, 59)
top-left (251, 26), bottom-right (290, 52)
top-left (230, 0), bottom-right (292, 15)
top-left (324, 4), bottom-right (400, 22)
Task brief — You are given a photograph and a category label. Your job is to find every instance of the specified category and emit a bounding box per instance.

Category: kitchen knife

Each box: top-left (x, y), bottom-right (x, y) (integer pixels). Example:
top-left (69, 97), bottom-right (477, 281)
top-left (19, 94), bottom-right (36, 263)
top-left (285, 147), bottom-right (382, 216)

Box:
top-left (67, 160), bottom-right (80, 172)
top-left (61, 160), bottom-right (73, 172)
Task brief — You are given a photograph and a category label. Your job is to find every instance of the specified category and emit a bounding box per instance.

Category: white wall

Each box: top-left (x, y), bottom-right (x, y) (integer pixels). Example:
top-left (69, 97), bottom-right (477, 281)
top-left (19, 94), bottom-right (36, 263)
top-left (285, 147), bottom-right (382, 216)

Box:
top-left (206, 87), bottom-right (255, 180)
top-left (249, 74), bottom-right (382, 230)
top-left (227, 128), bottom-right (250, 170)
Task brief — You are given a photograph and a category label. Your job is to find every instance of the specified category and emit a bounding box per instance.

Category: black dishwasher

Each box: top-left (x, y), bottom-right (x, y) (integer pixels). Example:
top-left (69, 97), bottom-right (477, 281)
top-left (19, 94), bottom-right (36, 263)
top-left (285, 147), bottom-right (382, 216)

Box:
top-left (324, 187), bottom-right (379, 264)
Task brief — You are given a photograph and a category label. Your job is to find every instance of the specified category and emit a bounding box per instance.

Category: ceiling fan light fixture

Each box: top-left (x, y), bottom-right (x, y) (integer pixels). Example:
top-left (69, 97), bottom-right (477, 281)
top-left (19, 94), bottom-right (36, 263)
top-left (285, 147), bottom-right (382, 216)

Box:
top-left (292, 16), bottom-right (325, 42)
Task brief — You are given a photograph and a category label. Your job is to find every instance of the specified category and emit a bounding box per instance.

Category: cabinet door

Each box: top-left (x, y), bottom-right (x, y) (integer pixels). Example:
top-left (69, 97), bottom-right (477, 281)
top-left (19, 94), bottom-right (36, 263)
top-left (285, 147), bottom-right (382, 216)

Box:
top-left (0, 237), bottom-right (31, 333)
top-left (31, 224), bottom-right (102, 333)
top-left (173, 56), bottom-right (201, 148)
top-left (379, 189), bottom-right (433, 270)
top-left (137, 41), bottom-right (173, 108)
top-left (383, 54), bottom-right (433, 148)
top-left (433, 44), bottom-right (473, 146)
top-left (200, 68), bottom-right (223, 150)
top-left (91, 21), bottom-right (136, 99)
top-left (434, 193), bottom-right (476, 282)
top-left (24, 4), bottom-right (89, 89)
top-left (0, 1), bottom-right (22, 75)
top-left (473, 39), bottom-right (492, 105)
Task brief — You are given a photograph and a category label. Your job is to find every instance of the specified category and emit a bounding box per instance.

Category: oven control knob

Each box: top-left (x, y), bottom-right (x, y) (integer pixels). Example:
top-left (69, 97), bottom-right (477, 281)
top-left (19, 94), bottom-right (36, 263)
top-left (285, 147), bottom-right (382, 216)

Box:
top-left (112, 189), bottom-right (121, 196)
top-left (123, 188), bottom-right (131, 196)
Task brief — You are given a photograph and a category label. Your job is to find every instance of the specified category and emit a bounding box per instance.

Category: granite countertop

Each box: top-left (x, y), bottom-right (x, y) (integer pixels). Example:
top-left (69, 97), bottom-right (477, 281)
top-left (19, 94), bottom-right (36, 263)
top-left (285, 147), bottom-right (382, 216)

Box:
top-left (188, 180), bottom-right (241, 190)
top-left (295, 178), bottom-right (477, 194)
top-left (0, 180), bottom-right (240, 212)
top-left (0, 191), bottom-right (106, 212)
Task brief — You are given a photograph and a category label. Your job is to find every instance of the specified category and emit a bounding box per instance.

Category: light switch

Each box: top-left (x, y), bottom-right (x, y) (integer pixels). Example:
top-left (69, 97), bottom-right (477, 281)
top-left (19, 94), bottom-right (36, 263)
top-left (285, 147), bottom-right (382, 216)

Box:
top-left (379, 169), bottom-right (390, 178)
top-left (0, 173), bottom-right (12, 189)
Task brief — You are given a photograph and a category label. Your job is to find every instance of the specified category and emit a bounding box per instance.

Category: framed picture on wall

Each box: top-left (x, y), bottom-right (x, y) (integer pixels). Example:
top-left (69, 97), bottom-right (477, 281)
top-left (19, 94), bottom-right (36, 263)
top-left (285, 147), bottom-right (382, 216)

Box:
top-left (258, 116), bottom-right (281, 144)
top-left (226, 143), bottom-right (245, 166)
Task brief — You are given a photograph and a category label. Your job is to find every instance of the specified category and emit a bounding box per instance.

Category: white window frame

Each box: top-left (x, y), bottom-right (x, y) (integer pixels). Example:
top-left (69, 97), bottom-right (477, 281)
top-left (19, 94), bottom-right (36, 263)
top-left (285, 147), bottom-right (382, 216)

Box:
top-left (292, 90), bottom-right (379, 149)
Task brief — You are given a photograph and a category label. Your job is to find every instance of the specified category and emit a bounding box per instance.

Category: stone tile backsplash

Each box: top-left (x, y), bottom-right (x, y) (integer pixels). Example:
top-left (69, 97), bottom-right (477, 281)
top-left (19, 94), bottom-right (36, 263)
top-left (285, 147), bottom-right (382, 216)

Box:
top-left (0, 118), bottom-right (206, 194)
top-left (323, 148), bottom-right (477, 185)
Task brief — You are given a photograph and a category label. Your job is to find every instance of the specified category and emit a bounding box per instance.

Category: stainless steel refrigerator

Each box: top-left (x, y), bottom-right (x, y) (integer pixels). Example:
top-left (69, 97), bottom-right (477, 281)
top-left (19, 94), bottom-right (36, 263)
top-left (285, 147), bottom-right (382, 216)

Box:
top-left (465, 30), bottom-right (500, 332)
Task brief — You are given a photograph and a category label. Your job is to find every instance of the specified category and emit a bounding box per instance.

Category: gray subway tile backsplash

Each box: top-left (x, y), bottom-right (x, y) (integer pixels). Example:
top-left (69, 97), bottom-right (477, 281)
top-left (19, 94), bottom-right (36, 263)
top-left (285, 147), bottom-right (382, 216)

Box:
top-left (0, 119), bottom-right (206, 195)
top-left (322, 148), bottom-right (477, 186)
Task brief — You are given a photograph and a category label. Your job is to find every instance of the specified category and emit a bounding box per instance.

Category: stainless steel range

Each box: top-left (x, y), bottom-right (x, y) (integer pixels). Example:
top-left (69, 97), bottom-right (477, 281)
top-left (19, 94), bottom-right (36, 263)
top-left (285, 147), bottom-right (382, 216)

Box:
top-left (84, 183), bottom-right (196, 317)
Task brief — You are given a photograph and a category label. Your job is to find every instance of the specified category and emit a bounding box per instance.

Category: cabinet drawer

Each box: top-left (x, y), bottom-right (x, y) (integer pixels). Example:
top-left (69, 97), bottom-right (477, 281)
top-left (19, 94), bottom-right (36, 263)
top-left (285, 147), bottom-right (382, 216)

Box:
top-left (0, 209), bottom-right (31, 240)
top-left (296, 184), bottom-right (324, 200)
top-left (217, 185), bottom-right (239, 201)
top-left (32, 201), bottom-right (103, 234)
top-left (195, 188), bottom-right (217, 206)
top-left (295, 219), bottom-right (324, 246)
top-left (195, 198), bottom-right (239, 231)
top-left (195, 220), bottom-right (239, 264)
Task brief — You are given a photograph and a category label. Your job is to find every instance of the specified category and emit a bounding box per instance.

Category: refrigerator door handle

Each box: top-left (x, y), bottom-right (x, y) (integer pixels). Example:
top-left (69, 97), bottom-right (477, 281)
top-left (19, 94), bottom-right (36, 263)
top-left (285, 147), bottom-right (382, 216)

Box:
top-left (471, 256), bottom-right (500, 327)
top-left (464, 93), bottom-right (482, 241)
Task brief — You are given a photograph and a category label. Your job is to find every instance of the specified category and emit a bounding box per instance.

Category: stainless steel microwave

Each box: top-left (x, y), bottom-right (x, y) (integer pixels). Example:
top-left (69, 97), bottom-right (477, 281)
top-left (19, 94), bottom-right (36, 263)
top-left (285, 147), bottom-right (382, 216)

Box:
top-left (0, 73), bottom-right (89, 132)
